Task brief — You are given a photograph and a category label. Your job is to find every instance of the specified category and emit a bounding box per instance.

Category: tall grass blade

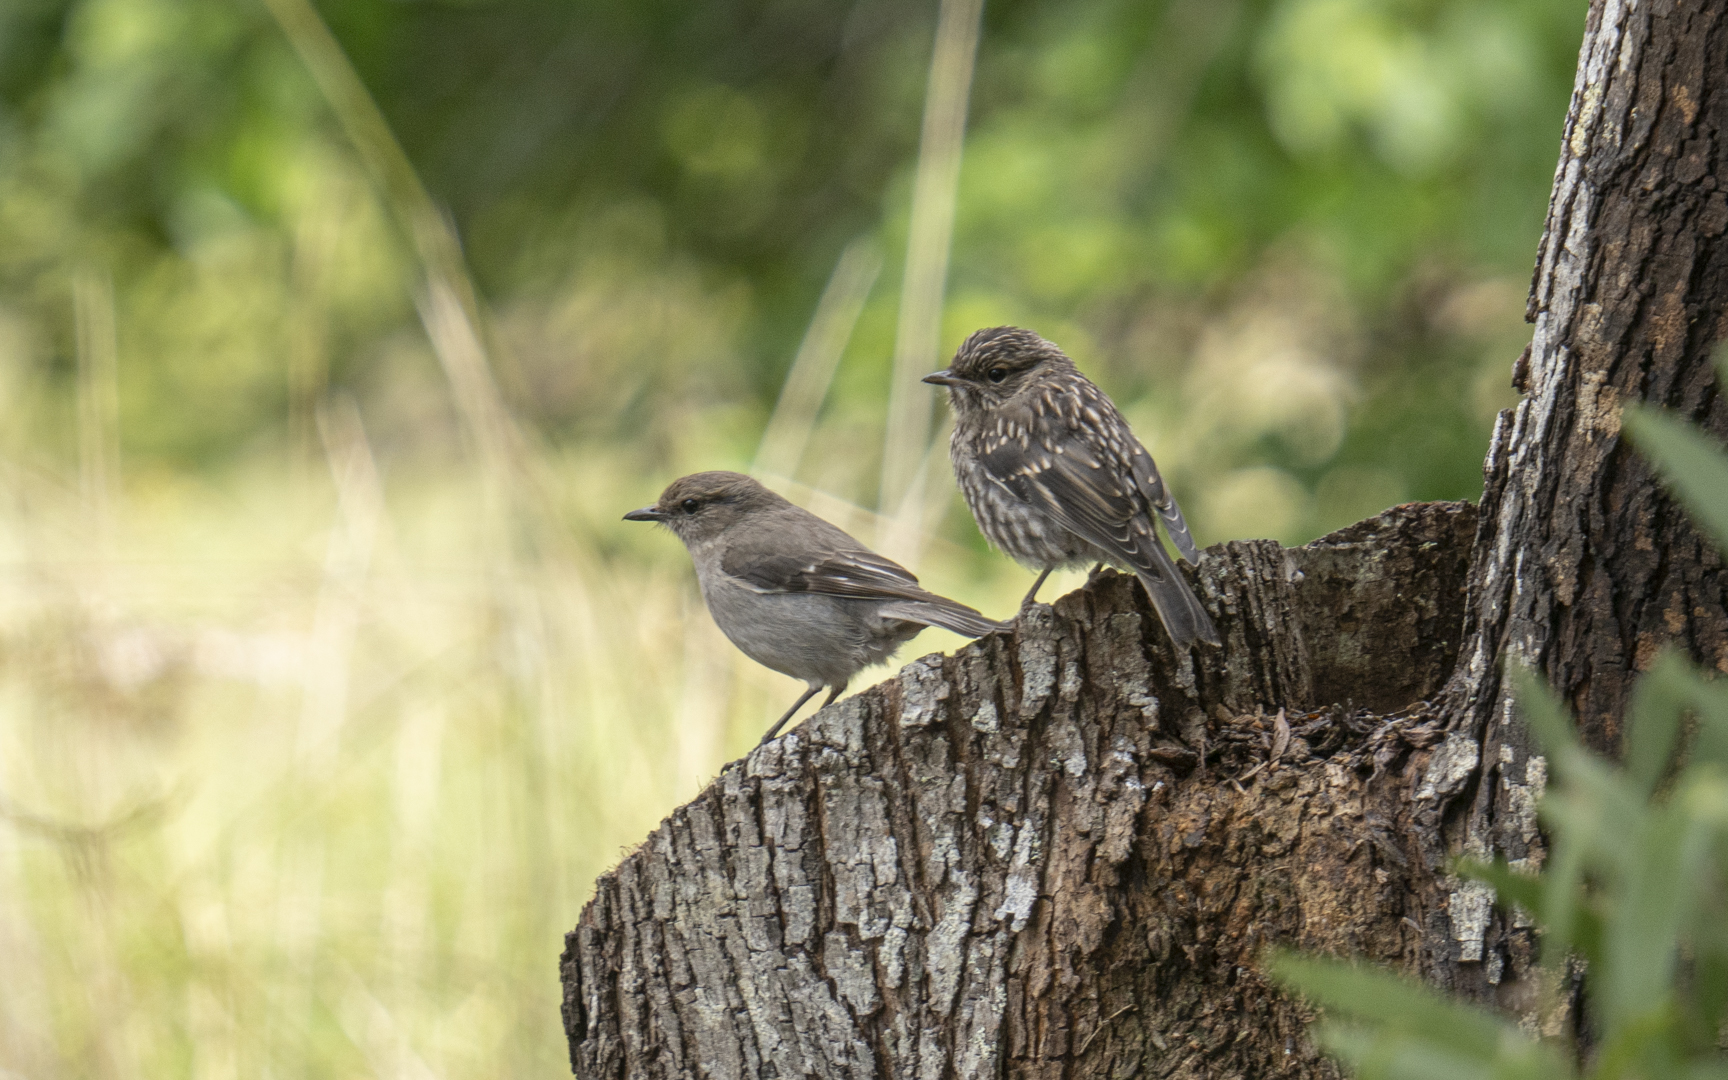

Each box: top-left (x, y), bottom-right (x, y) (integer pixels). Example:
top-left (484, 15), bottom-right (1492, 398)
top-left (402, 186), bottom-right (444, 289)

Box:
top-left (881, 415), bottom-right (954, 565)
top-left (263, 0), bottom-right (528, 523)
top-left (288, 182), bottom-right (345, 486)
top-left (73, 267), bottom-right (120, 548)
top-left (299, 399), bottom-right (385, 769)
top-left (754, 237), bottom-right (881, 482)
top-left (879, 0), bottom-right (984, 518)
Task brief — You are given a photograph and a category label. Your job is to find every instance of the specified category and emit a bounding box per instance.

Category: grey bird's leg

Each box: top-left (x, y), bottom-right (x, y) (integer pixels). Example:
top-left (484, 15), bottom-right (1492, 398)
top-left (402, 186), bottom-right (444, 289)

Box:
top-left (1019, 567), bottom-right (1054, 610)
top-left (759, 682), bottom-right (847, 745)
top-left (761, 685), bottom-right (822, 744)
top-left (1086, 562), bottom-right (1105, 582)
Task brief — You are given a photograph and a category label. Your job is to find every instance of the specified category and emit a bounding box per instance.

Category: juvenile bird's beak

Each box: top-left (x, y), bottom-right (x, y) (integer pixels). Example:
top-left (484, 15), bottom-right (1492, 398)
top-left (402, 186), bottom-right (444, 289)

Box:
top-left (923, 370), bottom-right (961, 386)
top-left (623, 506), bottom-right (667, 522)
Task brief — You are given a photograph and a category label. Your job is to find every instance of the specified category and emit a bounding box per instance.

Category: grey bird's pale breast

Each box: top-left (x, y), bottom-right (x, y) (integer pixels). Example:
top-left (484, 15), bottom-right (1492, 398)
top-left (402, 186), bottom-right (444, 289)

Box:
top-left (688, 542), bottom-right (922, 688)
top-left (950, 423), bottom-right (1098, 571)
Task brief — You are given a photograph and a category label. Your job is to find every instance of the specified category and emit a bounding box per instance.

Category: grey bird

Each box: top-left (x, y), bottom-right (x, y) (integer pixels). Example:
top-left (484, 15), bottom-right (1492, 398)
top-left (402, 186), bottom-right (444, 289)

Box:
top-left (925, 326), bottom-right (1221, 649)
top-left (624, 471), bottom-right (1004, 743)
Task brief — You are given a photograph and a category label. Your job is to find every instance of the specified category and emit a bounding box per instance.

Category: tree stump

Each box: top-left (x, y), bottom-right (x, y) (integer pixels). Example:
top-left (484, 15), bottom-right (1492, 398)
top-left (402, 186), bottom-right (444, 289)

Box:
top-left (561, 505), bottom-right (1479, 1079)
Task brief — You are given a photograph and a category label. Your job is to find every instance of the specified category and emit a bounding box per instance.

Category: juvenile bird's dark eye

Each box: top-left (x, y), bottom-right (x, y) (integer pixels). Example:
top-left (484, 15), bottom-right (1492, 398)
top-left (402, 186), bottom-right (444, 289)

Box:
top-left (681, 498), bottom-right (701, 514)
top-left (986, 367), bottom-right (1008, 384)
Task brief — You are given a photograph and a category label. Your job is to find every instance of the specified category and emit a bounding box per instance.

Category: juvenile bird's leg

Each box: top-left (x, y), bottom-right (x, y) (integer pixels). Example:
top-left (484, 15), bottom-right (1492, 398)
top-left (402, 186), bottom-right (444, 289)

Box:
top-left (1019, 568), bottom-right (1054, 610)
top-left (1085, 562), bottom-right (1105, 582)
top-left (761, 685), bottom-right (823, 744)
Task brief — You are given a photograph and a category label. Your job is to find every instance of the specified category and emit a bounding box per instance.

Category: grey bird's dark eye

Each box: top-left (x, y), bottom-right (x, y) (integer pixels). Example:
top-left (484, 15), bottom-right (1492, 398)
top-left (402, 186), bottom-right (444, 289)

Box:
top-left (681, 498), bottom-right (700, 514)
top-left (986, 367), bottom-right (1008, 384)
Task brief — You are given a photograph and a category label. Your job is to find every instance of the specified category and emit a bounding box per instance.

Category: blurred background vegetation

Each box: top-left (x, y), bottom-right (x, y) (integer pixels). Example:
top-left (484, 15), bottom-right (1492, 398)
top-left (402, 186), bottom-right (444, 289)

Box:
top-left (0, 0), bottom-right (1583, 1075)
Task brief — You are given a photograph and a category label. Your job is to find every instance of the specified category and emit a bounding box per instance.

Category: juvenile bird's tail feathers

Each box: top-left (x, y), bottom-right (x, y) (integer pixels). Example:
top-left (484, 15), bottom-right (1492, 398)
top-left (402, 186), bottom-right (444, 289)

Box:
top-left (1135, 565), bottom-right (1221, 649)
top-left (877, 598), bottom-right (1006, 639)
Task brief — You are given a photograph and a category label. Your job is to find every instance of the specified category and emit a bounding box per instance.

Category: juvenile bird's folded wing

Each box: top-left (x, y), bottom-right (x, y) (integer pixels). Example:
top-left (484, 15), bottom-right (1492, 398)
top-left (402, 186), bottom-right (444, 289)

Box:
top-left (1126, 443), bottom-right (1202, 564)
top-left (723, 547), bottom-right (1005, 638)
top-left (979, 432), bottom-right (1220, 647)
top-left (979, 433), bottom-right (1170, 581)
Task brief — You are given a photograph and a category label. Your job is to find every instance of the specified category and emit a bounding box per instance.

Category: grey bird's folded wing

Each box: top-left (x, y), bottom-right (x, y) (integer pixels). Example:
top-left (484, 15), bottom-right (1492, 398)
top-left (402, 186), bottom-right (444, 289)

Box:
top-left (979, 432), bottom-right (1220, 647)
top-left (723, 547), bottom-right (1004, 638)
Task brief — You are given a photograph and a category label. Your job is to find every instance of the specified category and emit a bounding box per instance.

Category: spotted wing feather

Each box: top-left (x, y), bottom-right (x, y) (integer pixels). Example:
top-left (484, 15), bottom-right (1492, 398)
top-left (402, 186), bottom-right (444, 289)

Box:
top-left (977, 430), bottom-right (1173, 585)
top-left (977, 419), bottom-right (1220, 647)
top-left (1066, 381), bottom-right (1202, 564)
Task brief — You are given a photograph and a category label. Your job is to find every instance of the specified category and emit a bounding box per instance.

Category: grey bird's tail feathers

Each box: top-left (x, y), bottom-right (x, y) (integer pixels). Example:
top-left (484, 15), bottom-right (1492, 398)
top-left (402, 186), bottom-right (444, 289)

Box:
top-left (877, 598), bottom-right (1005, 639)
top-left (1134, 560), bottom-right (1220, 649)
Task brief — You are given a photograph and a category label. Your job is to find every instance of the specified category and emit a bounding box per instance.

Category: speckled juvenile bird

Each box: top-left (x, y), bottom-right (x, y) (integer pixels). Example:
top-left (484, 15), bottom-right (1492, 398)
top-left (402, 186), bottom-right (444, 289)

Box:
top-left (925, 326), bottom-right (1221, 649)
top-left (625, 471), bottom-right (1004, 743)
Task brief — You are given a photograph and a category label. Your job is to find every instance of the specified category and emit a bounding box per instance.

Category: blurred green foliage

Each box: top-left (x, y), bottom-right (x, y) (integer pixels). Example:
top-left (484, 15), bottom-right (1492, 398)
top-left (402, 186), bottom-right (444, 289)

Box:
top-left (1269, 390), bottom-right (1728, 1080)
top-left (0, 0), bottom-right (1583, 540)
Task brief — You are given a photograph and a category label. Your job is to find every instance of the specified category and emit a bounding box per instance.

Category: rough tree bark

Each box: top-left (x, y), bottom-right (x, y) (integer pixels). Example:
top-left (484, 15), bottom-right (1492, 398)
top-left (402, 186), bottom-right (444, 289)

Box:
top-left (559, 2), bottom-right (1728, 1076)
top-left (1431, 0), bottom-right (1728, 1007)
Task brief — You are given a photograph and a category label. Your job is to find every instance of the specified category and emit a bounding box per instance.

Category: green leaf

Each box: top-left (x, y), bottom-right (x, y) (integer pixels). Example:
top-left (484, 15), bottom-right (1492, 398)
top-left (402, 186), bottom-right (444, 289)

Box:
top-left (1625, 650), bottom-right (1691, 796)
top-left (1587, 1002), bottom-right (1685, 1080)
top-left (1509, 663), bottom-right (1593, 783)
top-left (1679, 670), bottom-right (1728, 772)
top-left (1684, 950), bottom-right (1728, 1057)
top-left (1595, 806), bottom-right (1701, 1036)
top-left (1685, 1064), bottom-right (1728, 1080)
top-left (1535, 836), bottom-right (1595, 967)
top-left (1315, 1023), bottom-right (1505, 1080)
top-left (1508, 663), bottom-right (1571, 746)
top-left (1268, 951), bottom-right (1522, 1056)
top-left (1622, 404), bottom-right (1728, 560)
top-left (1456, 856), bottom-right (1543, 915)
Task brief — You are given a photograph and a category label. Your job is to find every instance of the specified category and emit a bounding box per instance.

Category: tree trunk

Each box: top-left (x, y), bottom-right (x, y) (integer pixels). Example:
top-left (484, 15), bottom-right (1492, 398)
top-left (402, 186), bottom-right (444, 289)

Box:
top-left (1427, 0), bottom-right (1728, 1005)
top-left (559, 2), bottom-right (1728, 1075)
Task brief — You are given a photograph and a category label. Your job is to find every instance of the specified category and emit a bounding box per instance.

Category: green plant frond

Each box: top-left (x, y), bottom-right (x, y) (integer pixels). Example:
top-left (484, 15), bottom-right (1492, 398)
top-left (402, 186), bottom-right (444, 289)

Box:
top-left (1683, 950), bottom-right (1728, 1060)
top-left (1628, 651), bottom-right (1728, 776)
top-left (1313, 1018), bottom-right (1573, 1080)
top-left (1540, 770), bottom-right (1649, 872)
top-left (1315, 1023), bottom-right (1509, 1080)
top-left (1586, 1001), bottom-right (1687, 1080)
top-left (1509, 665), bottom-right (1592, 779)
top-left (1622, 404), bottom-right (1728, 560)
top-left (1683, 676), bottom-right (1728, 772)
top-left (1597, 808), bottom-right (1710, 1034)
top-left (1536, 837), bottom-right (1587, 966)
top-left (1626, 650), bottom-right (1694, 797)
top-left (1457, 856), bottom-right (1544, 914)
top-left (1678, 773), bottom-right (1728, 831)
top-left (1268, 951), bottom-right (1522, 1054)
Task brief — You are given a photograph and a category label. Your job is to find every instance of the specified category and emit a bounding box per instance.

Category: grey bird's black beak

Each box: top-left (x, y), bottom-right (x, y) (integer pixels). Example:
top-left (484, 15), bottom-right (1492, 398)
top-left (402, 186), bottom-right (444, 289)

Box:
top-left (623, 506), bottom-right (666, 522)
top-left (923, 370), bottom-right (961, 386)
